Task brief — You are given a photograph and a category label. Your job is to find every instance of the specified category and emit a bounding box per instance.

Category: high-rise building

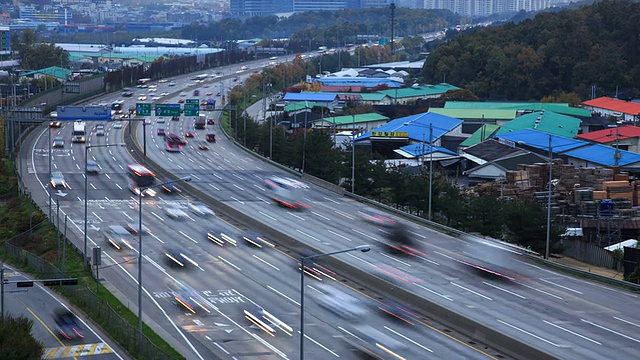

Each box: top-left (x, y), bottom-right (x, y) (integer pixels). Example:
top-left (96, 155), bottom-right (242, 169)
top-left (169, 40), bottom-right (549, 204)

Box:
top-left (231, 0), bottom-right (280, 17)
top-left (0, 26), bottom-right (10, 53)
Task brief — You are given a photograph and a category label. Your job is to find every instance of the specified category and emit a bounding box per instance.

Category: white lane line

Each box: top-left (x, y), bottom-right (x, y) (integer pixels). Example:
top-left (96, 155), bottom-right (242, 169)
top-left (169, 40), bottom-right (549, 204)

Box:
top-left (208, 183), bottom-right (220, 191)
top-left (77, 196), bottom-right (82, 201)
top-left (253, 255), bottom-right (280, 271)
top-left (384, 326), bottom-right (433, 353)
top-left (213, 173), bottom-right (223, 180)
top-left (190, 174), bottom-right (202, 180)
top-left (223, 158), bottom-right (231, 163)
top-left (150, 211), bottom-right (165, 222)
top-left (482, 281), bottom-right (526, 299)
top-left (256, 196), bottom-right (270, 204)
top-left (115, 183), bottom-right (122, 190)
top-left (230, 196), bottom-right (245, 204)
top-left (323, 196), bottom-right (340, 204)
top-left (311, 211), bottom-right (331, 221)
top-left (380, 253), bottom-right (411, 267)
top-left (581, 319), bottom-right (640, 343)
top-left (218, 256), bottom-right (241, 271)
top-left (497, 319), bottom-right (563, 347)
top-left (213, 342), bottom-right (230, 355)
top-left (199, 165), bottom-right (206, 170)
top-left (414, 283), bottom-right (453, 302)
top-left (145, 255), bottom-right (167, 274)
top-left (299, 332), bottom-right (339, 358)
top-left (543, 320), bottom-right (601, 345)
top-left (90, 183), bottom-right (97, 190)
top-left (408, 231), bottom-right (426, 239)
top-left (539, 279), bottom-right (583, 294)
top-left (254, 184), bottom-right (265, 191)
top-left (179, 230), bottom-right (198, 244)
top-left (149, 233), bottom-right (165, 244)
top-left (327, 229), bottom-right (352, 242)
top-left (232, 184), bottom-right (244, 191)
top-left (519, 283), bottom-right (563, 300)
top-left (614, 316), bottom-right (640, 328)
top-left (232, 174), bottom-right (244, 181)
top-left (346, 253), bottom-right (375, 267)
top-left (296, 229), bottom-right (321, 242)
top-left (105, 173), bottom-right (111, 179)
top-left (352, 228), bottom-right (378, 241)
top-left (75, 163), bottom-right (80, 170)
top-left (259, 211), bottom-right (277, 221)
top-left (91, 212), bottom-right (104, 222)
top-left (121, 211), bottom-right (133, 221)
top-left (334, 210), bottom-right (353, 220)
top-left (288, 212), bottom-right (305, 221)
top-left (450, 282), bottom-right (492, 300)
top-left (267, 285), bottom-right (299, 306)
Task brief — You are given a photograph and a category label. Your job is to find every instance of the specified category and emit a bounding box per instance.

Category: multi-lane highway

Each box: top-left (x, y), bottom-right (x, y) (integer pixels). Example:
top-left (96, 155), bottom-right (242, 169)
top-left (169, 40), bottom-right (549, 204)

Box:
top-left (19, 63), bottom-right (508, 360)
top-left (124, 68), bottom-right (640, 359)
top-left (2, 265), bottom-right (124, 359)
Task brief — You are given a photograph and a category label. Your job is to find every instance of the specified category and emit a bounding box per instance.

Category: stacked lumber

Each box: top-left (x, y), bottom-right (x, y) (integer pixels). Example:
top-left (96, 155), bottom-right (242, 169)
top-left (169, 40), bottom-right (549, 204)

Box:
top-left (603, 181), bottom-right (633, 202)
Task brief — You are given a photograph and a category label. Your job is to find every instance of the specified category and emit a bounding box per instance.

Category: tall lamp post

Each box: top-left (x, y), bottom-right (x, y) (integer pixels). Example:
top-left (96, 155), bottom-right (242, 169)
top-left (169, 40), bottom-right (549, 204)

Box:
top-left (545, 134), bottom-right (553, 260)
top-left (299, 245), bottom-right (370, 359)
top-left (84, 143), bottom-right (125, 270)
top-left (351, 115), bottom-right (356, 193)
top-left (136, 176), bottom-right (191, 350)
top-left (428, 124), bottom-right (433, 221)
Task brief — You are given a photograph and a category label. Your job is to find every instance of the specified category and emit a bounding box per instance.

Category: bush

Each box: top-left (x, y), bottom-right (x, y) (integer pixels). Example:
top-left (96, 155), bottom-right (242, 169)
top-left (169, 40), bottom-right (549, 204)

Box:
top-left (0, 314), bottom-right (44, 360)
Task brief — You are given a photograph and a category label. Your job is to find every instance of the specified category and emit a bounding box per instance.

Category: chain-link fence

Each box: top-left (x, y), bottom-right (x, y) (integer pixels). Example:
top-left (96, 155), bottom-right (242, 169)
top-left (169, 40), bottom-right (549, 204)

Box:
top-left (4, 229), bottom-right (176, 360)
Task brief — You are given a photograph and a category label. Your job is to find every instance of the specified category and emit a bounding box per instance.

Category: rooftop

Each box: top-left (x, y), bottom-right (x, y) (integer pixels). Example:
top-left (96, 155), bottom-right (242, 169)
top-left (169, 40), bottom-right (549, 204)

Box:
top-left (582, 97), bottom-right (640, 115)
top-left (577, 126), bottom-right (640, 143)
top-left (356, 111), bottom-right (462, 142)
top-left (496, 111), bottom-right (582, 138)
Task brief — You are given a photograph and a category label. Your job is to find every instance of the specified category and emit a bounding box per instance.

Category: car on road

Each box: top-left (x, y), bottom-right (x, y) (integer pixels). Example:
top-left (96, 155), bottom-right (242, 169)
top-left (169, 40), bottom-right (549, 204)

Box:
top-left (86, 161), bottom-right (100, 174)
top-left (96, 128), bottom-right (105, 136)
top-left (185, 131), bottom-right (195, 138)
top-left (165, 247), bottom-right (198, 268)
top-left (161, 179), bottom-right (182, 194)
top-left (216, 92), bottom-right (221, 96)
top-left (54, 309), bottom-right (84, 340)
top-left (160, 92), bottom-right (169, 97)
top-left (180, 92), bottom-right (187, 97)
top-left (242, 230), bottom-right (274, 248)
top-left (193, 90), bottom-right (200, 96)
top-left (206, 134), bottom-right (216, 143)
top-left (207, 118), bottom-right (215, 125)
top-left (313, 283), bottom-right (368, 320)
top-left (359, 207), bottom-right (397, 227)
top-left (173, 287), bottom-right (212, 314)
top-left (128, 180), bottom-right (156, 197)
top-left (244, 307), bottom-right (293, 336)
top-left (156, 117), bottom-right (166, 123)
top-left (126, 223), bottom-right (151, 235)
top-left (166, 143), bottom-right (182, 153)
top-left (252, 69), bottom-right (259, 73)
top-left (340, 325), bottom-right (408, 359)
top-left (198, 141), bottom-right (209, 150)
top-left (187, 202), bottom-right (214, 217)
top-left (205, 91), bottom-right (212, 96)
top-left (138, 96), bottom-right (147, 101)
top-left (171, 116), bottom-right (180, 121)
top-left (49, 121), bottom-right (62, 128)
top-left (167, 133), bottom-right (187, 145)
top-left (157, 128), bottom-right (166, 136)
top-left (232, 78), bottom-right (238, 82)
top-left (105, 225), bottom-right (135, 250)
top-left (168, 82), bottom-right (176, 86)
top-left (178, 98), bottom-right (185, 103)
top-left (50, 171), bottom-right (67, 189)
top-left (165, 206), bottom-right (188, 219)
top-left (158, 79), bottom-right (168, 83)
top-left (52, 138), bottom-right (65, 148)
top-left (114, 122), bottom-right (123, 129)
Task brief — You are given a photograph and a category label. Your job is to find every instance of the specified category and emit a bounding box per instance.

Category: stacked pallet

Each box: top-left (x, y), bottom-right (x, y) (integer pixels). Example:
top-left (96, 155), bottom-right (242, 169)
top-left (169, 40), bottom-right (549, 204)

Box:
top-left (632, 181), bottom-right (640, 206)
top-left (603, 181), bottom-right (633, 202)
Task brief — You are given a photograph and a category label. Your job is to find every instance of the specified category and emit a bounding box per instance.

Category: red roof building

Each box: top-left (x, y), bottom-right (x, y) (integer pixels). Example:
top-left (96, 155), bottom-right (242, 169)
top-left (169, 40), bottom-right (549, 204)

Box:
top-left (577, 126), bottom-right (640, 153)
top-left (582, 97), bottom-right (640, 123)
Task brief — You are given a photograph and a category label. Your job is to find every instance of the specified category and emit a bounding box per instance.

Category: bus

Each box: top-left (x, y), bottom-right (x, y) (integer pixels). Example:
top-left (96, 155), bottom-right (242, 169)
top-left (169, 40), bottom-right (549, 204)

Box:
top-left (191, 74), bottom-right (208, 81)
top-left (137, 78), bottom-right (151, 85)
top-left (127, 164), bottom-right (155, 187)
top-left (72, 121), bottom-right (86, 143)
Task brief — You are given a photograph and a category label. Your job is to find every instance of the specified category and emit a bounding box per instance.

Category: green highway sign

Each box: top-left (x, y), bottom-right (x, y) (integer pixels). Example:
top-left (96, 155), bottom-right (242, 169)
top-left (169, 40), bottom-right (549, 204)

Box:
top-left (155, 103), bottom-right (181, 117)
top-left (184, 99), bottom-right (200, 116)
top-left (136, 103), bottom-right (151, 116)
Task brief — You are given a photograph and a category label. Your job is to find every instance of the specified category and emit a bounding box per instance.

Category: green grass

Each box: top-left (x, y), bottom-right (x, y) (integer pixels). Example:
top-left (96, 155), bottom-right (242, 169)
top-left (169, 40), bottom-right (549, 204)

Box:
top-left (0, 160), bottom-right (185, 360)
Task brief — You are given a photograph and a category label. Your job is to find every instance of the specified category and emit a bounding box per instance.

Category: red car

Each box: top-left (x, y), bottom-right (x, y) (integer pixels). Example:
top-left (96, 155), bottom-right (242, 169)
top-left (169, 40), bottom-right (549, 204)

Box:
top-left (198, 141), bottom-right (210, 150)
top-left (178, 99), bottom-right (185, 103)
top-left (185, 131), bottom-right (195, 138)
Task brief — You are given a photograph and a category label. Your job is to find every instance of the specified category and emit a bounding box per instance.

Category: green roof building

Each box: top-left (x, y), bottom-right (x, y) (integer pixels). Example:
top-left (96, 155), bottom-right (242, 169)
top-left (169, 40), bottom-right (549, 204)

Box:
top-left (496, 111), bottom-right (582, 138)
top-left (444, 101), bottom-right (591, 117)
top-left (459, 124), bottom-right (501, 147)
top-left (20, 66), bottom-right (72, 81)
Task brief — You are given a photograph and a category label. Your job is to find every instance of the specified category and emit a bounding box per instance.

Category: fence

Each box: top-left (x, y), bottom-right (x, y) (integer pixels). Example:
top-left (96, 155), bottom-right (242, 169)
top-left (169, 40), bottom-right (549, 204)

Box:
top-left (3, 222), bottom-right (176, 360)
top-left (561, 237), bottom-right (622, 271)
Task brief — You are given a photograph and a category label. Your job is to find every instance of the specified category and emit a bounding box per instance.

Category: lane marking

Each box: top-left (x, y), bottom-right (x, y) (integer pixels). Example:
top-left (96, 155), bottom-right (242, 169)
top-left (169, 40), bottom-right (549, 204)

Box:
top-left (208, 183), bottom-right (220, 191)
top-left (450, 282), bottom-right (492, 301)
top-left (230, 196), bottom-right (245, 204)
top-left (414, 282), bottom-right (453, 302)
top-left (581, 319), bottom-right (640, 343)
top-left (253, 255), bottom-right (280, 271)
top-left (218, 256), bottom-right (241, 271)
top-left (380, 253), bottom-right (411, 267)
top-left (299, 331), bottom-right (339, 357)
top-left (543, 320), bottom-right (601, 345)
top-left (519, 283), bottom-right (563, 300)
top-left (91, 212), bottom-right (104, 222)
top-left (232, 184), bottom-right (244, 191)
top-left (384, 326), bottom-right (434, 352)
top-left (539, 279), bottom-right (583, 294)
top-left (323, 196), bottom-right (340, 204)
top-left (334, 210), bottom-right (353, 220)
top-left (179, 230), bottom-right (198, 244)
top-left (614, 316), bottom-right (640, 328)
top-left (482, 281), bottom-right (526, 299)
top-left (259, 211), bottom-right (277, 221)
top-left (296, 229), bottom-right (321, 242)
top-left (408, 231), bottom-right (426, 239)
top-left (352, 228), bottom-right (378, 241)
top-left (311, 211), bottom-right (331, 221)
top-left (288, 212), bottom-right (305, 221)
top-left (267, 285), bottom-right (299, 306)
top-left (497, 319), bottom-right (563, 347)
top-left (327, 229), bottom-right (352, 242)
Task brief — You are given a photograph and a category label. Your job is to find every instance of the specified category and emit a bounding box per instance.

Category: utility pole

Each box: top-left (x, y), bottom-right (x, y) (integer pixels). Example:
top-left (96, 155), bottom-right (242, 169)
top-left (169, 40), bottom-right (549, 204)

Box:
top-left (390, 2), bottom-right (396, 56)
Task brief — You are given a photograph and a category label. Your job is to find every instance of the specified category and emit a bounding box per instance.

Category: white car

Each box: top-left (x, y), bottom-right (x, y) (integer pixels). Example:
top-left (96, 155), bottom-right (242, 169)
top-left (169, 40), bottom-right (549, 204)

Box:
top-left (180, 92), bottom-right (187, 97)
top-left (156, 117), bottom-right (165, 123)
top-left (114, 122), bottom-right (123, 129)
top-left (166, 207), bottom-right (188, 220)
top-left (187, 202), bottom-right (214, 217)
top-left (160, 92), bottom-right (169, 96)
top-left (168, 82), bottom-right (176, 86)
top-left (138, 96), bottom-right (147, 101)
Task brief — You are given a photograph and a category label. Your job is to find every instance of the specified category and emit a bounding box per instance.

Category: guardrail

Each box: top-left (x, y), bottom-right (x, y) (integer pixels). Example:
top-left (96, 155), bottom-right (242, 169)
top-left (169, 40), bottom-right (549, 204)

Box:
top-left (128, 121), bottom-right (558, 360)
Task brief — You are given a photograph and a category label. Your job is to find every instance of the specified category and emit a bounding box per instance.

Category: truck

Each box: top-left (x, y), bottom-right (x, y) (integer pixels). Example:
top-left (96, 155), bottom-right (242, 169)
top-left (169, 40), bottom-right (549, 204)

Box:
top-left (204, 98), bottom-right (216, 111)
top-left (72, 121), bottom-right (86, 143)
top-left (195, 115), bottom-right (206, 130)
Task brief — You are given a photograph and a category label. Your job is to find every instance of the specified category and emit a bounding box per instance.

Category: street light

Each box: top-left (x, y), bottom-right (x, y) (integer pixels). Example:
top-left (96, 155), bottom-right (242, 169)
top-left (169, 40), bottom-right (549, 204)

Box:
top-left (545, 134), bottom-right (552, 260)
top-left (299, 245), bottom-right (370, 359)
top-left (137, 176), bottom-right (191, 351)
top-left (351, 115), bottom-right (356, 193)
top-left (84, 143), bottom-right (125, 270)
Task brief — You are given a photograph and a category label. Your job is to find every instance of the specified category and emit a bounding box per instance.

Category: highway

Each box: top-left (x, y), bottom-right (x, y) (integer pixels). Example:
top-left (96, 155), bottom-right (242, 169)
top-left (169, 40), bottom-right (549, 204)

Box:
top-left (2, 265), bottom-right (124, 360)
top-left (127, 68), bottom-right (640, 360)
top-left (19, 63), bottom-right (505, 360)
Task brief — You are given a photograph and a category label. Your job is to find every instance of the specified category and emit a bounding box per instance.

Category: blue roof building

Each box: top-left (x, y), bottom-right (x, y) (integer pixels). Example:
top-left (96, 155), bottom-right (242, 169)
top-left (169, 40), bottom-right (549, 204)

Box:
top-left (313, 77), bottom-right (402, 89)
top-left (356, 111), bottom-right (463, 143)
top-left (283, 92), bottom-right (338, 102)
top-left (563, 144), bottom-right (640, 168)
top-left (394, 143), bottom-right (458, 160)
top-left (494, 129), bottom-right (587, 154)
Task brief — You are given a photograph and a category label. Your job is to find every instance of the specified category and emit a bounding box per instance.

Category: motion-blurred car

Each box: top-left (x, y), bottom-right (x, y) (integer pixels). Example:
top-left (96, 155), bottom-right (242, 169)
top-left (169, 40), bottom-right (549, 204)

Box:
top-left (244, 307), bottom-right (293, 336)
top-left (49, 121), bottom-right (62, 128)
top-left (185, 131), bottom-right (195, 138)
top-left (166, 143), bottom-right (182, 153)
top-left (105, 225), bottom-right (135, 250)
top-left (114, 122), bottom-right (123, 129)
top-left (168, 81), bottom-right (176, 86)
top-left (376, 299), bottom-right (419, 325)
top-left (165, 206), bottom-right (188, 220)
top-left (205, 134), bottom-right (216, 143)
top-left (165, 247), bottom-right (198, 268)
top-left (157, 128), bottom-right (166, 136)
top-left (205, 91), bottom-right (213, 96)
top-left (207, 226), bottom-right (240, 246)
top-left (187, 202), bottom-right (214, 217)
top-left (166, 133), bottom-right (187, 145)
top-left (50, 171), bottom-right (67, 189)
top-left (242, 230), bottom-right (275, 248)
top-left (267, 177), bottom-right (311, 210)
top-left (52, 138), bottom-right (65, 148)
top-left (193, 90), bottom-right (200, 96)
top-left (298, 251), bottom-right (337, 281)
top-left (161, 179), bottom-right (182, 194)
top-left (54, 309), bottom-right (84, 340)
top-left (313, 283), bottom-right (368, 320)
top-left (126, 223), bottom-right (151, 235)
top-left (128, 180), bottom-right (156, 197)
top-left (86, 161), bottom-right (100, 174)
top-left (198, 141), bottom-right (209, 150)
top-left (385, 223), bottom-right (424, 257)
top-left (173, 288), bottom-right (212, 314)
top-left (171, 116), bottom-right (180, 121)
top-left (179, 92), bottom-right (187, 97)
top-left (340, 325), bottom-right (408, 359)
top-left (359, 207), bottom-right (397, 227)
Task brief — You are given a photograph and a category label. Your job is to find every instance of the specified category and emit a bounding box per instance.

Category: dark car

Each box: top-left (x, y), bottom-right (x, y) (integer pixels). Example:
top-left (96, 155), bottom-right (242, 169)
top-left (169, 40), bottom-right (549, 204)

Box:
top-left (185, 131), bottom-right (195, 138)
top-left (105, 225), bottom-right (135, 251)
top-left (385, 223), bottom-right (424, 257)
top-left (206, 134), bottom-right (216, 143)
top-left (242, 230), bottom-right (275, 248)
top-left (161, 179), bottom-right (182, 194)
top-left (167, 133), bottom-right (187, 145)
top-left (49, 121), bottom-right (62, 128)
top-left (244, 307), bottom-right (293, 336)
top-left (198, 141), bottom-right (209, 150)
top-left (166, 143), bottom-right (182, 153)
top-left (207, 225), bottom-right (240, 247)
top-left (193, 90), bottom-right (200, 96)
top-left (54, 309), bottom-right (84, 340)
top-left (171, 116), bottom-right (180, 121)
top-left (207, 118), bottom-right (215, 125)
top-left (165, 247), bottom-right (198, 268)
top-left (157, 128), bottom-right (166, 136)
top-left (173, 288), bottom-right (212, 314)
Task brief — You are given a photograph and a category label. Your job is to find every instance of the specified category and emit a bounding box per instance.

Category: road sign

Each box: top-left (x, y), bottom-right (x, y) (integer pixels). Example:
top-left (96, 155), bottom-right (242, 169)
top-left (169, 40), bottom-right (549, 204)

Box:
top-left (155, 104), bottom-right (181, 117)
top-left (56, 106), bottom-right (111, 120)
top-left (184, 100), bottom-right (200, 117)
top-left (136, 103), bottom-right (151, 116)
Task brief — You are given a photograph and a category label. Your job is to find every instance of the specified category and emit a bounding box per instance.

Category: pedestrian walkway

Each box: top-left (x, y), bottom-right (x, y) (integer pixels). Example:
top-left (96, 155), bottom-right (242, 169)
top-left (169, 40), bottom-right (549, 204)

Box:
top-left (42, 343), bottom-right (113, 359)
top-left (549, 255), bottom-right (624, 279)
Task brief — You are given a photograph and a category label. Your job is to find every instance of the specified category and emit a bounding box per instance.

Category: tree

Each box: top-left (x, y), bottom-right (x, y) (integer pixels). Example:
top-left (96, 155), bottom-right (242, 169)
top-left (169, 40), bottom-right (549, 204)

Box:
top-left (0, 314), bottom-right (45, 360)
top-left (12, 30), bottom-right (69, 70)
